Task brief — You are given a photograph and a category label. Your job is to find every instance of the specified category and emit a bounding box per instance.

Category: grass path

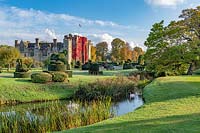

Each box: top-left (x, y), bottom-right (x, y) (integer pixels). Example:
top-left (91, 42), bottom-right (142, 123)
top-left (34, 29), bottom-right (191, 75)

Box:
top-left (63, 76), bottom-right (200, 133)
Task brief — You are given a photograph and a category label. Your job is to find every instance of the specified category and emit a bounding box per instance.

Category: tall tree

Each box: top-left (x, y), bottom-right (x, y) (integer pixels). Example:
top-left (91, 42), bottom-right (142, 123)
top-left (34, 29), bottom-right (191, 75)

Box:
top-left (90, 45), bottom-right (97, 62)
top-left (0, 45), bottom-right (20, 71)
top-left (111, 38), bottom-right (126, 61)
top-left (132, 47), bottom-right (144, 62)
top-left (96, 42), bottom-right (108, 61)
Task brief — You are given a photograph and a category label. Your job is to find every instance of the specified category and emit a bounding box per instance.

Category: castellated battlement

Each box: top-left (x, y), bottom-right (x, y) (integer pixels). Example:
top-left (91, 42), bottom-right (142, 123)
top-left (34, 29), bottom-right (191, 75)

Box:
top-left (15, 34), bottom-right (93, 64)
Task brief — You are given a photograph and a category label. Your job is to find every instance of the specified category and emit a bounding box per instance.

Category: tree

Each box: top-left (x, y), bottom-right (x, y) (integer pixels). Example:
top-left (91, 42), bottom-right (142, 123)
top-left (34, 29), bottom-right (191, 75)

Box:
top-left (111, 38), bottom-right (126, 61)
top-left (91, 45), bottom-right (96, 62)
top-left (132, 47), bottom-right (144, 62)
top-left (0, 45), bottom-right (20, 71)
top-left (96, 42), bottom-right (108, 61)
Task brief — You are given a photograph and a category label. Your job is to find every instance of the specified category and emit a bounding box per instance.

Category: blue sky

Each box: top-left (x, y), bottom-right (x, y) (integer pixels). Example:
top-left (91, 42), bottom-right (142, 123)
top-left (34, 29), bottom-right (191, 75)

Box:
top-left (0, 0), bottom-right (200, 49)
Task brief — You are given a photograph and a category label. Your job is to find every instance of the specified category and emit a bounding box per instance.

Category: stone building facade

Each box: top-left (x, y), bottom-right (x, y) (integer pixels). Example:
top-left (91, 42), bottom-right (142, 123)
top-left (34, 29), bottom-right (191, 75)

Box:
top-left (15, 34), bottom-right (93, 65)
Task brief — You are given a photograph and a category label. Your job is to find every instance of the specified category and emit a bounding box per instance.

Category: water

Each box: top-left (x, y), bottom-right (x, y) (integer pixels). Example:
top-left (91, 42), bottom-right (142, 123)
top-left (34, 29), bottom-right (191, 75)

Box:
top-left (0, 95), bottom-right (144, 118)
top-left (113, 95), bottom-right (144, 116)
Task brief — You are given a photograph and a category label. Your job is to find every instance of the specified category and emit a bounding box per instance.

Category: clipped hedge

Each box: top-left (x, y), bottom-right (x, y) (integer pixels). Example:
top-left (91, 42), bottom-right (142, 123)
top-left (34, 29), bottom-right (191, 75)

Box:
top-left (51, 72), bottom-right (68, 82)
top-left (65, 70), bottom-right (73, 78)
top-left (48, 64), bottom-right (66, 71)
top-left (31, 72), bottom-right (52, 83)
top-left (14, 72), bottom-right (31, 78)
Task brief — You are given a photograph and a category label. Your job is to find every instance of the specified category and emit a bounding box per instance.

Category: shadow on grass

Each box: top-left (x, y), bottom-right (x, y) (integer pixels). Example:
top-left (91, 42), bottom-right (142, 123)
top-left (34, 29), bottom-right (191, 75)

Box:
top-left (66, 113), bottom-right (200, 133)
top-left (15, 79), bottom-right (32, 83)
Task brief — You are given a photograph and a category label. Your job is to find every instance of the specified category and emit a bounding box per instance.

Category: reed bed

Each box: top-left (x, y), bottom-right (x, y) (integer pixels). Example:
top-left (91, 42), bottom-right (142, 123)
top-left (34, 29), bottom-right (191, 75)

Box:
top-left (0, 98), bottom-right (113, 133)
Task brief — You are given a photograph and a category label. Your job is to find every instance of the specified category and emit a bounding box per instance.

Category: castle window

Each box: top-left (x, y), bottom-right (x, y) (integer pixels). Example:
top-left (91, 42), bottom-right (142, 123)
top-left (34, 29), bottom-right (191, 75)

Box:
top-left (30, 50), bottom-right (34, 57)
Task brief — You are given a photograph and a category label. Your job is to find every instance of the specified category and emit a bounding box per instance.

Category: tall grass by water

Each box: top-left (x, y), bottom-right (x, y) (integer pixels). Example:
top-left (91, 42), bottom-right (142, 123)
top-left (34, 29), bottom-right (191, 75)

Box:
top-left (0, 98), bottom-right (113, 132)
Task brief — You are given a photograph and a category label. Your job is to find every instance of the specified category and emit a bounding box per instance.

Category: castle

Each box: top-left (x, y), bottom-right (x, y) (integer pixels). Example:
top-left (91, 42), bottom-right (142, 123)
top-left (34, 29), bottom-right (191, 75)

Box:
top-left (15, 34), bottom-right (93, 65)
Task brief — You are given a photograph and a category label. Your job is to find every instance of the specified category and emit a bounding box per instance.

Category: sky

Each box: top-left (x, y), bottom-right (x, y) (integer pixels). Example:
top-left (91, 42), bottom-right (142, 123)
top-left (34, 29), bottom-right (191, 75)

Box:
top-left (0, 0), bottom-right (200, 49)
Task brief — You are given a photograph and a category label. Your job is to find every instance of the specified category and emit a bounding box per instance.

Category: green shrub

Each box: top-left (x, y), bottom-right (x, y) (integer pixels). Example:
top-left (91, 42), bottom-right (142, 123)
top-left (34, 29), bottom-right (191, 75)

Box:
top-left (52, 72), bottom-right (68, 82)
top-left (31, 72), bottom-right (52, 83)
top-left (123, 63), bottom-right (133, 69)
top-left (48, 63), bottom-right (66, 71)
top-left (14, 72), bottom-right (31, 78)
top-left (65, 70), bottom-right (73, 78)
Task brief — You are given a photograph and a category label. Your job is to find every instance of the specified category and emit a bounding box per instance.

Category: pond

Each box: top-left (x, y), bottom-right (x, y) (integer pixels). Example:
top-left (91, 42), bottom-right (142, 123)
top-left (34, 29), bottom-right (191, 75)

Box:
top-left (0, 95), bottom-right (143, 132)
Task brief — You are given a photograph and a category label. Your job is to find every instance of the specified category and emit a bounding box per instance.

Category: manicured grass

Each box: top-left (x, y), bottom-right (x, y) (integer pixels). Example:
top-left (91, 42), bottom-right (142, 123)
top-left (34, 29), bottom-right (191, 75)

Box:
top-left (0, 69), bottom-right (136, 104)
top-left (0, 73), bottom-right (74, 104)
top-left (63, 76), bottom-right (200, 133)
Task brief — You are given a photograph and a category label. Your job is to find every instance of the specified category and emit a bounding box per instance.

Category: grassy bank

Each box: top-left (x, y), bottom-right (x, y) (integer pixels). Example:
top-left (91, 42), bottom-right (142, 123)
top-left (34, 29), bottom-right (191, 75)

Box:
top-left (0, 69), bottom-right (136, 105)
top-left (63, 76), bottom-right (200, 132)
top-left (0, 73), bottom-right (74, 105)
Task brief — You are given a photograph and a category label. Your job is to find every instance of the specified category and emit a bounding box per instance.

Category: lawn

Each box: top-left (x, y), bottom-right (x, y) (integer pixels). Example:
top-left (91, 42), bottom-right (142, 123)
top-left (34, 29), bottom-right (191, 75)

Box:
top-left (62, 76), bottom-right (200, 133)
top-left (0, 69), bottom-right (136, 104)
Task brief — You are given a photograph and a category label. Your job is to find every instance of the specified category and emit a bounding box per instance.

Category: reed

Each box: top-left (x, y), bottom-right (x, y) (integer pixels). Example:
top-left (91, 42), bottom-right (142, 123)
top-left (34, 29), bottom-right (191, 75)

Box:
top-left (0, 98), bottom-right (113, 132)
top-left (74, 76), bottom-right (137, 101)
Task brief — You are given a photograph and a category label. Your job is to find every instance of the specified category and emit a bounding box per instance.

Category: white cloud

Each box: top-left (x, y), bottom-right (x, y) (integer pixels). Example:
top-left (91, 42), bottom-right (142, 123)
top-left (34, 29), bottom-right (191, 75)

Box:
top-left (146, 0), bottom-right (186, 7)
top-left (88, 33), bottom-right (114, 50)
top-left (45, 28), bottom-right (57, 39)
top-left (0, 6), bottom-right (146, 50)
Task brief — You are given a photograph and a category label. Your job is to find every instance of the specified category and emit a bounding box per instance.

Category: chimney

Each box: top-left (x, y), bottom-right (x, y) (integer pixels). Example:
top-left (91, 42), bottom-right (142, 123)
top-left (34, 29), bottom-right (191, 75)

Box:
top-left (35, 38), bottom-right (39, 48)
top-left (15, 40), bottom-right (18, 47)
top-left (53, 38), bottom-right (57, 46)
top-left (35, 38), bottom-right (39, 44)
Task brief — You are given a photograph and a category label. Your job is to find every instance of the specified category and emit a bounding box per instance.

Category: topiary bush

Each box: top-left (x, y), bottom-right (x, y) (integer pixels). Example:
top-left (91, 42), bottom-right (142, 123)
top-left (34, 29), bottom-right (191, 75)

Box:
top-left (14, 72), bottom-right (31, 78)
top-left (14, 59), bottom-right (30, 78)
top-left (48, 63), bottom-right (66, 71)
top-left (51, 72), bottom-right (68, 82)
top-left (65, 70), bottom-right (73, 78)
top-left (123, 63), bottom-right (133, 69)
top-left (31, 72), bottom-right (52, 83)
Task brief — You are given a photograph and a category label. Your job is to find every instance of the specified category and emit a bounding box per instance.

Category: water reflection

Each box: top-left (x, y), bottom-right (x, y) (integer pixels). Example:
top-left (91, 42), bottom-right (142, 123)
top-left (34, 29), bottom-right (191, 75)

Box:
top-left (0, 95), bottom-right (144, 117)
top-left (113, 95), bottom-right (144, 116)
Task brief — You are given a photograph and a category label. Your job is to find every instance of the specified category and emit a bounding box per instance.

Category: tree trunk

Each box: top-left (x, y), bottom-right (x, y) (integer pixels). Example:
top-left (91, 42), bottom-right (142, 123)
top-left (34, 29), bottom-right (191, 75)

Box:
top-left (187, 62), bottom-right (196, 75)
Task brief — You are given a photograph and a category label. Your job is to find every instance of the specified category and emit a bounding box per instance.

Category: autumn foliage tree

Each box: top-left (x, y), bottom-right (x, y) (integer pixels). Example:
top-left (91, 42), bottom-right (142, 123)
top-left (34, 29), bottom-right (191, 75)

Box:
top-left (0, 45), bottom-right (20, 71)
top-left (90, 45), bottom-right (97, 62)
top-left (96, 42), bottom-right (108, 61)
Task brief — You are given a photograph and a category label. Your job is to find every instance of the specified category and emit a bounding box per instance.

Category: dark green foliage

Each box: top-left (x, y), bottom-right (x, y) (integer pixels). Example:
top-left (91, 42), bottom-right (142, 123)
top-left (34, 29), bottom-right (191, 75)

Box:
top-left (14, 59), bottom-right (30, 78)
top-left (82, 62), bottom-right (91, 70)
top-left (136, 65), bottom-right (145, 71)
top-left (14, 72), bottom-right (31, 78)
top-left (89, 63), bottom-right (102, 75)
top-left (74, 77), bottom-right (136, 101)
top-left (31, 72), bottom-right (52, 83)
top-left (75, 61), bottom-right (81, 68)
top-left (65, 70), bottom-right (73, 78)
top-left (123, 63), bottom-right (133, 69)
top-left (48, 63), bottom-right (66, 71)
top-left (48, 52), bottom-right (67, 71)
top-left (15, 59), bottom-right (29, 72)
top-left (51, 72), bottom-right (68, 82)
top-left (0, 67), bottom-right (2, 73)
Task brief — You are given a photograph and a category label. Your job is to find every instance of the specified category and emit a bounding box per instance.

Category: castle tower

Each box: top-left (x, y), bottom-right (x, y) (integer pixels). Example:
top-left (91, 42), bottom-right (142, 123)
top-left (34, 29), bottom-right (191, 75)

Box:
top-left (64, 35), bottom-right (72, 69)
top-left (88, 40), bottom-right (93, 60)
top-left (34, 38), bottom-right (41, 61)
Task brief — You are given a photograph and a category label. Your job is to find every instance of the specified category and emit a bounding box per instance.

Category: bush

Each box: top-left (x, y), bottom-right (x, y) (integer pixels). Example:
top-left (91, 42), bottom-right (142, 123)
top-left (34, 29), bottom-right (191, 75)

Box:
top-left (65, 70), bottom-right (73, 78)
top-left (48, 63), bottom-right (66, 71)
top-left (14, 72), bottom-right (31, 78)
top-left (51, 72), bottom-right (68, 82)
top-left (31, 72), bottom-right (52, 83)
top-left (123, 63), bottom-right (133, 69)
top-left (82, 63), bottom-right (90, 70)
